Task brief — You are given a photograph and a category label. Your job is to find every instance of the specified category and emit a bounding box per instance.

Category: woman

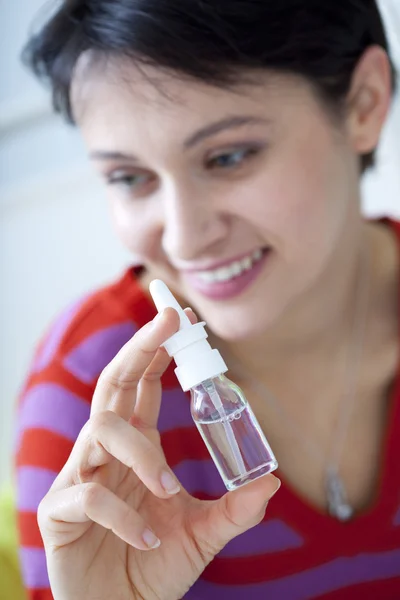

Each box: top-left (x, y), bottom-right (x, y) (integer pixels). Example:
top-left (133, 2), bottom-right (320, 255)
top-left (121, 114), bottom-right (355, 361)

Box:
top-left (16, 1), bottom-right (400, 599)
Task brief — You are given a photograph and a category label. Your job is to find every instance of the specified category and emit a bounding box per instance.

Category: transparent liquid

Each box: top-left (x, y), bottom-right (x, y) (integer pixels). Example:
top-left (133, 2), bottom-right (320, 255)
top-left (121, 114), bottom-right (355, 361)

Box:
top-left (194, 403), bottom-right (278, 491)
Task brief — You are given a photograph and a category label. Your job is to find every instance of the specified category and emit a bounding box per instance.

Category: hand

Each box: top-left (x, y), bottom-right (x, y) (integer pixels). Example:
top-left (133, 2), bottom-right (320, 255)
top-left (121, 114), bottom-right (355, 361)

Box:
top-left (38, 307), bottom-right (281, 600)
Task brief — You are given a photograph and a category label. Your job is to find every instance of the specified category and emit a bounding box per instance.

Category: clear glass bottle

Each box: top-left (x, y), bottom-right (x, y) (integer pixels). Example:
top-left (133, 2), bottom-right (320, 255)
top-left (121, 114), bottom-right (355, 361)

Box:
top-left (191, 374), bottom-right (278, 490)
top-left (149, 279), bottom-right (278, 491)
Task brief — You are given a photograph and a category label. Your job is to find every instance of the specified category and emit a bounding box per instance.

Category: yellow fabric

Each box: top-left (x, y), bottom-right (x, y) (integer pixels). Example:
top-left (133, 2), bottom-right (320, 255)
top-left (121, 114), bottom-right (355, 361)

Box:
top-left (0, 484), bottom-right (26, 600)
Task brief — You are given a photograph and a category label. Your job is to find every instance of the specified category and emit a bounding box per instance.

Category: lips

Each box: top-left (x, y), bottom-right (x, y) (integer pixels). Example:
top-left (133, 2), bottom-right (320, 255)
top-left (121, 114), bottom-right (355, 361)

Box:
top-left (183, 248), bottom-right (270, 300)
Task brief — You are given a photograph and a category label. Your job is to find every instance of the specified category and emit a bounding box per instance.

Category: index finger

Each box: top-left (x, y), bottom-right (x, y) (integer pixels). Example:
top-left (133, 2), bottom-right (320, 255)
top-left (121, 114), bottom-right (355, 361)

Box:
top-left (134, 307), bottom-right (198, 429)
top-left (91, 307), bottom-right (181, 421)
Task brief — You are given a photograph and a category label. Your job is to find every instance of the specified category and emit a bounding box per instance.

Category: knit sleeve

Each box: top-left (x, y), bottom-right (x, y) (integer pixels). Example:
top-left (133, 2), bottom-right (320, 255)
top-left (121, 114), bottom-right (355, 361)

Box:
top-left (14, 291), bottom-right (138, 599)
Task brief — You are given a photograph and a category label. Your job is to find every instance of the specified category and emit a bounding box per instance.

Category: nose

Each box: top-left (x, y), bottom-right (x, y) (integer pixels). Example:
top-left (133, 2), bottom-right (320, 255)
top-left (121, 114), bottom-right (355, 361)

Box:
top-left (161, 180), bottom-right (228, 263)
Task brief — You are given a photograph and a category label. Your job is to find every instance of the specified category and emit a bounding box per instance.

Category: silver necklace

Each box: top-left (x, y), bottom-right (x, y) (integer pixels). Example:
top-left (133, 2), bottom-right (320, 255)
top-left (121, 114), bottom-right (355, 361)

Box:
top-left (226, 244), bottom-right (370, 522)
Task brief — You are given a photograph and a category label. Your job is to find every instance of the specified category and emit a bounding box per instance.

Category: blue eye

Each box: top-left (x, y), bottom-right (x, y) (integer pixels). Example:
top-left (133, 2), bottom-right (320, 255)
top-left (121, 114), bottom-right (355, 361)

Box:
top-left (207, 147), bottom-right (258, 170)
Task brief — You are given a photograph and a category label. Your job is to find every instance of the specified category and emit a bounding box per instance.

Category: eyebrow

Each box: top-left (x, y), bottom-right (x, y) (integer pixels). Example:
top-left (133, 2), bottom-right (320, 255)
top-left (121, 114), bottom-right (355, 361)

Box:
top-left (89, 115), bottom-right (269, 161)
top-left (90, 150), bottom-right (139, 162)
top-left (184, 115), bottom-right (270, 148)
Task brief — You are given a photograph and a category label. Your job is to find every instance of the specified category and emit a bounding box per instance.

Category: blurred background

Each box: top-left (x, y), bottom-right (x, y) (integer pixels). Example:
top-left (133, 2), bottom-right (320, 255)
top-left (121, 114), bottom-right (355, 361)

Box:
top-left (0, 0), bottom-right (400, 487)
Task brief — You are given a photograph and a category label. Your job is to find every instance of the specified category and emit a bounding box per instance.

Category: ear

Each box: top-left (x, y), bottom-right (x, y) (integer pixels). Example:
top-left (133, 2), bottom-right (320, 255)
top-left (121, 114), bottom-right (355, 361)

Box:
top-left (346, 46), bottom-right (393, 156)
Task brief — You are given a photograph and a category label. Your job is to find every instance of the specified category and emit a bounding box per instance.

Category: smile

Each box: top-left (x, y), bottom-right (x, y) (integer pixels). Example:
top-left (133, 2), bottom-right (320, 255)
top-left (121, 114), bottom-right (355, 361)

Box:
top-left (183, 248), bottom-right (270, 300)
top-left (196, 249), bottom-right (264, 283)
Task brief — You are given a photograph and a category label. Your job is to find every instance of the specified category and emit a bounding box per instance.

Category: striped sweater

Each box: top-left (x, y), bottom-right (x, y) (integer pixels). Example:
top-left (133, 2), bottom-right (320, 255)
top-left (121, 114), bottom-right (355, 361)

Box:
top-left (16, 221), bottom-right (400, 599)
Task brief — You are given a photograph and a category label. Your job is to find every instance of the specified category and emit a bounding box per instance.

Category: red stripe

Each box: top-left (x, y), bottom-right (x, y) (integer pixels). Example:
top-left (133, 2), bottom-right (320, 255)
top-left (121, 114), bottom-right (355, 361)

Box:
top-left (54, 292), bottom-right (130, 355)
top-left (55, 269), bottom-right (155, 355)
top-left (192, 491), bottom-right (219, 501)
top-left (203, 533), bottom-right (400, 585)
top-left (123, 276), bottom-right (156, 328)
top-left (27, 588), bottom-right (53, 600)
top-left (18, 512), bottom-right (43, 547)
top-left (318, 576), bottom-right (400, 599)
top-left (262, 475), bottom-right (400, 546)
top-left (161, 427), bottom-right (209, 467)
top-left (160, 361), bottom-right (184, 389)
top-left (23, 363), bottom-right (95, 403)
top-left (21, 348), bottom-right (181, 403)
top-left (16, 429), bottom-right (74, 472)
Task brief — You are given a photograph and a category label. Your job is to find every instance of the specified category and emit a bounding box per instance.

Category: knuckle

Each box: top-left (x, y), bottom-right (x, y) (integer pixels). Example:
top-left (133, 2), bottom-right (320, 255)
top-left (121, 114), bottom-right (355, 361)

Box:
top-left (99, 365), bottom-right (141, 393)
top-left (37, 496), bottom-right (49, 528)
top-left (141, 369), bottom-right (161, 382)
top-left (88, 410), bottom-right (116, 435)
top-left (220, 499), bottom-right (241, 530)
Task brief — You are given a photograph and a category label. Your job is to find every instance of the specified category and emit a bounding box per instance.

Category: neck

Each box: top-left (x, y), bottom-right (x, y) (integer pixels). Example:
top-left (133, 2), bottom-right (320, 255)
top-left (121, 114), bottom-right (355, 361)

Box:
top-left (216, 216), bottom-right (372, 382)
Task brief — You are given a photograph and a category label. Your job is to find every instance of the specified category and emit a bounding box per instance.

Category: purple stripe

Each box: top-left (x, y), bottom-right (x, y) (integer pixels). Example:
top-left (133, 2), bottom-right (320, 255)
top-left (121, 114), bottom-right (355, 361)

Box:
top-left (63, 322), bottom-right (136, 384)
top-left (158, 388), bottom-right (192, 432)
top-left (173, 459), bottom-right (226, 497)
top-left (186, 549), bottom-right (400, 600)
top-left (19, 547), bottom-right (49, 589)
top-left (219, 518), bottom-right (303, 557)
top-left (17, 467), bottom-right (57, 512)
top-left (394, 505), bottom-right (400, 526)
top-left (33, 297), bottom-right (87, 372)
top-left (17, 383), bottom-right (90, 443)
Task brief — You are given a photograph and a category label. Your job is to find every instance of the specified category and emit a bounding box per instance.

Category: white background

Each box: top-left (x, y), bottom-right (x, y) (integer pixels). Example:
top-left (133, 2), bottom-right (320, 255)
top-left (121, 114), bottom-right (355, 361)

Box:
top-left (1, 0), bottom-right (399, 485)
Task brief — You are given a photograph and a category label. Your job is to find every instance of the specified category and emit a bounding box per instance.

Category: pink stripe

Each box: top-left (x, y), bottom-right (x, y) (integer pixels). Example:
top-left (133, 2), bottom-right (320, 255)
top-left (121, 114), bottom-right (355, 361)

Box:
top-left (33, 297), bottom-right (87, 373)
top-left (394, 505), bottom-right (400, 526)
top-left (16, 383), bottom-right (90, 444)
top-left (63, 321), bottom-right (136, 384)
top-left (17, 466), bottom-right (57, 511)
top-left (19, 547), bottom-right (49, 589)
top-left (186, 549), bottom-right (400, 600)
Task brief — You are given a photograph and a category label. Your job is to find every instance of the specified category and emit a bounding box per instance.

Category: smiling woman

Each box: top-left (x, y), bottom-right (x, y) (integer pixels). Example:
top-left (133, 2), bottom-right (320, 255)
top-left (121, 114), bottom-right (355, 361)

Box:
top-left (15, 1), bottom-right (400, 600)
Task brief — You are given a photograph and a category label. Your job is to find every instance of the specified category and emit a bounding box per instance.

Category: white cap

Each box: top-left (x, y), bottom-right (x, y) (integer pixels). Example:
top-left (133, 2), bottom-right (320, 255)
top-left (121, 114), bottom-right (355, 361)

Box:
top-left (149, 279), bottom-right (228, 391)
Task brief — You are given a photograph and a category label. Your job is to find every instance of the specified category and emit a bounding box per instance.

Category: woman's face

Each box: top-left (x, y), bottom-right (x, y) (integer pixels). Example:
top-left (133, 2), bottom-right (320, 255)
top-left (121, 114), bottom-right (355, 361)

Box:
top-left (74, 60), bottom-right (362, 340)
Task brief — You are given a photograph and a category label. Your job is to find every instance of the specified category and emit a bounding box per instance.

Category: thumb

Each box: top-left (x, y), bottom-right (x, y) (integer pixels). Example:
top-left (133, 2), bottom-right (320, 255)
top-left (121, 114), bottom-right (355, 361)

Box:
top-left (203, 474), bottom-right (281, 553)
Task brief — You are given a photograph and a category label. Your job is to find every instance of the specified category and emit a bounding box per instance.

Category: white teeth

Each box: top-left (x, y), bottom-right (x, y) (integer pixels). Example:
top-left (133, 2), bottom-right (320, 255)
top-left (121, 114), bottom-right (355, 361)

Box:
top-left (195, 249), bottom-right (265, 284)
top-left (197, 271), bottom-right (216, 283)
top-left (231, 261), bottom-right (243, 276)
top-left (241, 256), bottom-right (252, 271)
top-left (215, 267), bottom-right (233, 282)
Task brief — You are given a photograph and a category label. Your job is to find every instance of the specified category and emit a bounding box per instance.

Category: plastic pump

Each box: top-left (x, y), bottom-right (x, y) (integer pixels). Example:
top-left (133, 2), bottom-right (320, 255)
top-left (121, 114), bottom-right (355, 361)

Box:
top-left (149, 279), bottom-right (228, 391)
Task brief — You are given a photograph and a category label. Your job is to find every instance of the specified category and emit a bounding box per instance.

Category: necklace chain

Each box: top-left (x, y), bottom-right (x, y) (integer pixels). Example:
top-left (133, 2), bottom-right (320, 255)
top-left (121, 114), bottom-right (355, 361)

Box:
top-left (225, 243), bottom-right (371, 521)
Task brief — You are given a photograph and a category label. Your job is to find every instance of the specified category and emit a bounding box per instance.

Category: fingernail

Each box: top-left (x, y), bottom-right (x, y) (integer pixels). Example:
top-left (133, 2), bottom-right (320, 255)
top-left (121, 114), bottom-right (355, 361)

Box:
top-left (142, 528), bottom-right (161, 549)
top-left (161, 470), bottom-right (181, 495)
top-left (270, 478), bottom-right (281, 499)
top-left (263, 479), bottom-right (281, 511)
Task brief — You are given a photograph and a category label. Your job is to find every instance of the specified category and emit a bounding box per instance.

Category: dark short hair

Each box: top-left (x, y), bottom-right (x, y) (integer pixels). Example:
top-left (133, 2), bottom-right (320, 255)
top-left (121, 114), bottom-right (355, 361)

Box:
top-left (23, 0), bottom-right (396, 171)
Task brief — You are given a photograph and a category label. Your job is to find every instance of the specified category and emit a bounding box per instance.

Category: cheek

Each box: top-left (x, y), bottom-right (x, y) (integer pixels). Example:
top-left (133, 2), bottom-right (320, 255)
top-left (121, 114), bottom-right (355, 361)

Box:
top-left (237, 130), bottom-right (350, 260)
top-left (109, 199), bottom-right (134, 247)
top-left (108, 199), bottom-right (159, 258)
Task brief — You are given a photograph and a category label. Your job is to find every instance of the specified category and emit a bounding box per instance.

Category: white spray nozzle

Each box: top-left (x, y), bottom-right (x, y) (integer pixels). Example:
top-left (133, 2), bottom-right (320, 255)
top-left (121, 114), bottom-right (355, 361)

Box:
top-left (149, 279), bottom-right (227, 391)
top-left (149, 279), bottom-right (191, 330)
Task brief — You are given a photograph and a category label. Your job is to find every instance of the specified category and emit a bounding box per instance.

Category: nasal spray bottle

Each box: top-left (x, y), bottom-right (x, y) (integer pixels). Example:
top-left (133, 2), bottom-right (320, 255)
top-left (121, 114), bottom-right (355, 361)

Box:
top-left (149, 280), bottom-right (278, 491)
